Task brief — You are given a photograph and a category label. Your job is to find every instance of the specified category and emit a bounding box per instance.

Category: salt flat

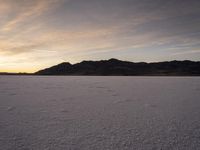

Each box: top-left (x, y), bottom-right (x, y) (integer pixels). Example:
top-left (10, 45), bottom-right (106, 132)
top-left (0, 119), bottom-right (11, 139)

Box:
top-left (0, 76), bottom-right (200, 150)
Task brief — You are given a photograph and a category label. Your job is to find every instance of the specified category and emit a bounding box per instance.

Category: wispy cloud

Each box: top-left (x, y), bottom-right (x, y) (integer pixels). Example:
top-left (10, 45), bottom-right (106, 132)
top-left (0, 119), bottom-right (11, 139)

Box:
top-left (1, 0), bottom-right (63, 31)
top-left (172, 50), bottom-right (200, 56)
top-left (0, 0), bottom-right (200, 72)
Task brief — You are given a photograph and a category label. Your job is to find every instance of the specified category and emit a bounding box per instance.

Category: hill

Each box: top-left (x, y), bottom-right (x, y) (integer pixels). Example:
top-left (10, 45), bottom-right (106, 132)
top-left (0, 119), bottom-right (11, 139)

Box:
top-left (35, 59), bottom-right (200, 76)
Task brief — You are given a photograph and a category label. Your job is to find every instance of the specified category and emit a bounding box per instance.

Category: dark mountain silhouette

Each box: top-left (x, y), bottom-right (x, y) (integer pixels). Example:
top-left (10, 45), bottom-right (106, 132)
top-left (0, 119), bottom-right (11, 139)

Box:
top-left (35, 59), bottom-right (200, 76)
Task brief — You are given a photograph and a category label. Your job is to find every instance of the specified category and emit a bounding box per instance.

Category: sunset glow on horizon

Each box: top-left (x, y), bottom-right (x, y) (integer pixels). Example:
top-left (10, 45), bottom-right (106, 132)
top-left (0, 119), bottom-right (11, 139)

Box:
top-left (0, 0), bottom-right (200, 73)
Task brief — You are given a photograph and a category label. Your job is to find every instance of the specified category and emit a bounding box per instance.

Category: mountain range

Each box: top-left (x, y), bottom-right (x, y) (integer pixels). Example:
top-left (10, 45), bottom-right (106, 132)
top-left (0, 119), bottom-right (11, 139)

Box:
top-left (35, 59), bottom-right (200, 76)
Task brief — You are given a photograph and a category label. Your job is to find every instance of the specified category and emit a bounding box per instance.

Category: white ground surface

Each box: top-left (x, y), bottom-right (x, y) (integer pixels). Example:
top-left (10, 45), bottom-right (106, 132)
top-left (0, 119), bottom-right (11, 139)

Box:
top-left (0, 76), bottom-right (200, 150)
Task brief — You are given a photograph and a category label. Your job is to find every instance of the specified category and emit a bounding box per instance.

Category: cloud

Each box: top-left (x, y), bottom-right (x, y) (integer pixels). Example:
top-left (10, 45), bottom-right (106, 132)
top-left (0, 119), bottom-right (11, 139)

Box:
top-left (0, 0), bottom-right (200, 72)
top-left (0, 43), bottom-right (46, 55)
top-left (172, 50), bottom-right (200, 56)
top-left (1, 0), bottom-right (63, 31)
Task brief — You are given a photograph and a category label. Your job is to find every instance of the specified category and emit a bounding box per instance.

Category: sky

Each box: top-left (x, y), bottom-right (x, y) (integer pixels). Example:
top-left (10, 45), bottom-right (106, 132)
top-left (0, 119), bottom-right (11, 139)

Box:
top-left (0, 0), bottom-right (200, 73)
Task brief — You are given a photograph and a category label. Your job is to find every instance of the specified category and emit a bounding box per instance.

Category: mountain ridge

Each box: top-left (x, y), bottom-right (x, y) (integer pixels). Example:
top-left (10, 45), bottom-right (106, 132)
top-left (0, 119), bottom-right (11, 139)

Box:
top-left (35, 59), bottom-right (200, 76)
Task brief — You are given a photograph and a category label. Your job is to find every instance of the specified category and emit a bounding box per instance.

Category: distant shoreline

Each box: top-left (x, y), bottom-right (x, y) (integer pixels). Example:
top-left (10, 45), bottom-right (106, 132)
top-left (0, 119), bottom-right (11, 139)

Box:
top-left (1, 74), bottom-right (200, 77)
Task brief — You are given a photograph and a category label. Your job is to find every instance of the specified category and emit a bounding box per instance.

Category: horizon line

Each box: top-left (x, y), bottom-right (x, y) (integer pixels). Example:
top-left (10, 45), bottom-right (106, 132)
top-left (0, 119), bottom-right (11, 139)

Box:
top-left (0, 58), bottom-right (199, 74)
